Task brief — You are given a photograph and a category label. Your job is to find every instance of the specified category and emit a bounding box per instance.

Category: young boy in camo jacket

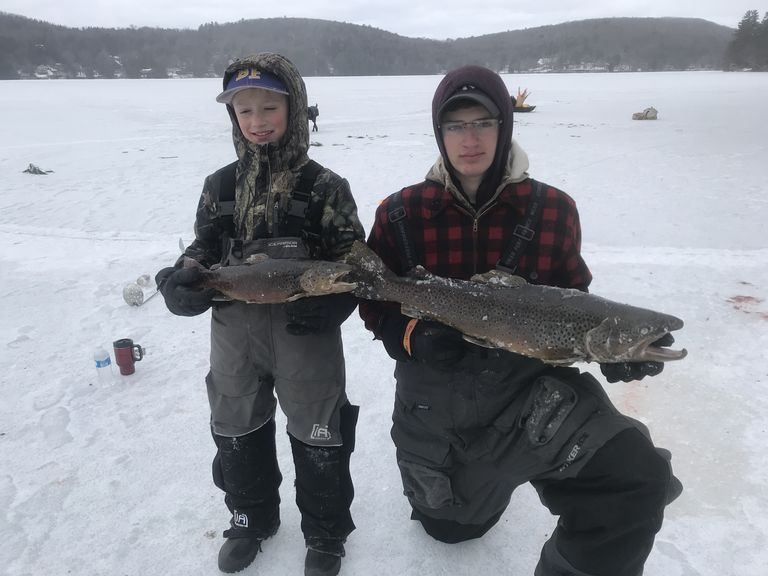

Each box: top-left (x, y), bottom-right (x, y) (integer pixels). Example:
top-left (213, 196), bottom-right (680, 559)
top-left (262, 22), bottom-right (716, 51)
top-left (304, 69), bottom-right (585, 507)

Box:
top-left (359, 64), bottom-right (682, 576)
top-left (156, 52), bottom-right (364, 576)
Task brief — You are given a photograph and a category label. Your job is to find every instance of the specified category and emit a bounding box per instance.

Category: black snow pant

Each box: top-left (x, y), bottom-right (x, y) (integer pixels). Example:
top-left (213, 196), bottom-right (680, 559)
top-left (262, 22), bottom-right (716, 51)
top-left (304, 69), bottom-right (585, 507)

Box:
top-left (291, 402), bottom-right (358, 551)
top-left (213, 403), bottom-right (358, 546)
top-left (391, 354), bottom-right (682, 576)
top-left (532, 427), bottom-right (678, 576)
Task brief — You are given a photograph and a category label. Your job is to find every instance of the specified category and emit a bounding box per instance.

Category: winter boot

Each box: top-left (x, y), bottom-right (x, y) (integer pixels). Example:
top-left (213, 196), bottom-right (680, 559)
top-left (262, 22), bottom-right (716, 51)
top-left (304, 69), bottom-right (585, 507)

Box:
top-left (304, 541), bottom-right (345, 576)
top-left (218, 531), bottom-right (265, 573)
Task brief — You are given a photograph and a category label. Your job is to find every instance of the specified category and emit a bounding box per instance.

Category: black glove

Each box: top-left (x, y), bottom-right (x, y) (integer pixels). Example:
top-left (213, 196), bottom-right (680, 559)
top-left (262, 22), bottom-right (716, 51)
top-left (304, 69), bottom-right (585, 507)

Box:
top-left (284, 293), bottom-right (357, 335)
top-left (155, 266), bottom-right (217, 317)
top-left (410, 320), bottom-right (469, 370)
top-left (378, 315), bottom-right (467, 370)
top-left (599, 334), bottom-right (675, 383)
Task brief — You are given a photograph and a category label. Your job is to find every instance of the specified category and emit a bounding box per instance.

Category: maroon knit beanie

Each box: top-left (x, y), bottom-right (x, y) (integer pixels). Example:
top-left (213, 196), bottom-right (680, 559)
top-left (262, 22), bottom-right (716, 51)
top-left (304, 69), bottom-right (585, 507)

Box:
top-left (431, 66), bottom-right (513, 205)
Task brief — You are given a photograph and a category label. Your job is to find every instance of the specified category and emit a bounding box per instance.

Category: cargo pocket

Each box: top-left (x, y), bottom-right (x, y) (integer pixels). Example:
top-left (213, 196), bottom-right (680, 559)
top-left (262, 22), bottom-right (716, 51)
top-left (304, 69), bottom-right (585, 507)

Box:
top-left (398, 458), bottom-right (454, 510)
top-left (518, 375), bottom-right (579, 446)
top-left (391, 397), bottom-right (455, 511)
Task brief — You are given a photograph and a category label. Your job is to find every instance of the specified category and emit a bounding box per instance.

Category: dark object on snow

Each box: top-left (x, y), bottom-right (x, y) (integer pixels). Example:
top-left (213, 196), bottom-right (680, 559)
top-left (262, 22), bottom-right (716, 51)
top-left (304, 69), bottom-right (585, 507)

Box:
top-left (23, 163), bottom-right (52, 175)
top-left (308, 104), bottom-right (319, 132)
top-left (513, 105), bottom-right (536, 113)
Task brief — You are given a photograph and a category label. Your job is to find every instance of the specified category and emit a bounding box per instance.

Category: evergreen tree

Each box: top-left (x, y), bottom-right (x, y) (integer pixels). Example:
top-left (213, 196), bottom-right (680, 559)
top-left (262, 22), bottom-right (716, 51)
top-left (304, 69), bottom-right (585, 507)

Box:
top-left (726, 9), bottom-right (768, 70)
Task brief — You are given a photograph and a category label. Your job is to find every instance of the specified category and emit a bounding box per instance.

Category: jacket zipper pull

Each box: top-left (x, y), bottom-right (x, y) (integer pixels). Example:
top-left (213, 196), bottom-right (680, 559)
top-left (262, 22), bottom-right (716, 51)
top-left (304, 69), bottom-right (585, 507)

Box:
top-left (272, 193), bottom-right (281, 237)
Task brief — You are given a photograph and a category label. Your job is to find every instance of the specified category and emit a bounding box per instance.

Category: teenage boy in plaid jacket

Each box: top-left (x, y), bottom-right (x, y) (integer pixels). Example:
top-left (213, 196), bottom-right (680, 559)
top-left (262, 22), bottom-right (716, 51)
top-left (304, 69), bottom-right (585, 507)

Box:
top-left (359, 65), bottom-right (682, 576)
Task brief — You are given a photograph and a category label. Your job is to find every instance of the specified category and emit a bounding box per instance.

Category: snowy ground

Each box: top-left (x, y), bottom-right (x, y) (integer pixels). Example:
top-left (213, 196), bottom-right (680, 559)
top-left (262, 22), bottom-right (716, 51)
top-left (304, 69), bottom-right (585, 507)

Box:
top-left (1, 71), bottom-right (767, 575)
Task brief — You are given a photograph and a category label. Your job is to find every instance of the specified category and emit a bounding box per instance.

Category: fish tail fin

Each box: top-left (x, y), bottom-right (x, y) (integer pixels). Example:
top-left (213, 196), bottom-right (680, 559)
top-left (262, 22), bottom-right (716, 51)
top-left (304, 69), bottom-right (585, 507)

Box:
top-left (344, 240), bottom-right (396, 298)
top-left (344, 241), bottom-right (391, 277)
top-left (182, 256), bottom-right (204, 269)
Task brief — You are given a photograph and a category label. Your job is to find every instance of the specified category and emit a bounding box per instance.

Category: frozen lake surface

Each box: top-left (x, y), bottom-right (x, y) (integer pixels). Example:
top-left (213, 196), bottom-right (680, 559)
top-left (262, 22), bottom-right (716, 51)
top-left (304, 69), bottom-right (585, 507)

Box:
top-left (1, 71), bottom-right (767, 575)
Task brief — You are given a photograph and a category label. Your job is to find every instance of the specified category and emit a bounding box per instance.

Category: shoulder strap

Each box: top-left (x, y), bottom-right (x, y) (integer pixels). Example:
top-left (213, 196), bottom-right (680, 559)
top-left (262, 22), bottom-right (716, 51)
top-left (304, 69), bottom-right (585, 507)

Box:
top-left (286, 159), bottom-right (322, 219)
top-left (215, 160), bottom-right (238, 235)
top-left (387, 189), bottom-right (419, 272)
top-left (281, 159), bottom-right (324, 246)
top-left (496, 179), bottom-right (545, 273)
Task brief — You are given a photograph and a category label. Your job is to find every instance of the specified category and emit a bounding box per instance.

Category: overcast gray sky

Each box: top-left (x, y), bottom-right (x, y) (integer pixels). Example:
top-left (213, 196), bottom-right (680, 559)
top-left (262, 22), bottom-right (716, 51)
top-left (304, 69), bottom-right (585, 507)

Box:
top-left (1, 0), bottom-right (752, 39)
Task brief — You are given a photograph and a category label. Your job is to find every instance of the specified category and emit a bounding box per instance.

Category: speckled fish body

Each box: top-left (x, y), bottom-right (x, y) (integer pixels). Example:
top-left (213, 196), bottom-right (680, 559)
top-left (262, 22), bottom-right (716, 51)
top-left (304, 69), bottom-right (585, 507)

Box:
top-left (345, 241), bottom-right (687, 365)
top-left (188, 254), bottom-right (357, 303)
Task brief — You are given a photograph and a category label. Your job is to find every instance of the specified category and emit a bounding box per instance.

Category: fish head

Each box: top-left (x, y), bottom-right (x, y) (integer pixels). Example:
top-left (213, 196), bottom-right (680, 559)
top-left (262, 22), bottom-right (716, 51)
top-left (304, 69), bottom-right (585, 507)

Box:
top-left (297, 261), bottom-right (357, 296)
top-left (585, 312), bottom-right (687, 363)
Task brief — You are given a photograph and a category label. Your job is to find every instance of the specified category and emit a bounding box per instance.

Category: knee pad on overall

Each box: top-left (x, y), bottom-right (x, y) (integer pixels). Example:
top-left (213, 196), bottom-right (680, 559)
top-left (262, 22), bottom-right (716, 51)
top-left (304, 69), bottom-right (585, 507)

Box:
top-left (411, 507), bottom-right (504, 543)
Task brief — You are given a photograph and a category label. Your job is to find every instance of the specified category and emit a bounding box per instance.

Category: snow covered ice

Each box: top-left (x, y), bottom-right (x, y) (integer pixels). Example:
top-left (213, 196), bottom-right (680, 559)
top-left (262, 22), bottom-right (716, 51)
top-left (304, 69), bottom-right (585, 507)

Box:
top-left (1, 71), bottom-right (767, 575)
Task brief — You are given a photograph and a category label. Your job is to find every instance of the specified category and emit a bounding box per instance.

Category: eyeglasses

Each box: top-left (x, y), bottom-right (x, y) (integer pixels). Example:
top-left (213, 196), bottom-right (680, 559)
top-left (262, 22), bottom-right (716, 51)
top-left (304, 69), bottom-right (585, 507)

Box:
top-left (440, 118), bottom-right (500, 136)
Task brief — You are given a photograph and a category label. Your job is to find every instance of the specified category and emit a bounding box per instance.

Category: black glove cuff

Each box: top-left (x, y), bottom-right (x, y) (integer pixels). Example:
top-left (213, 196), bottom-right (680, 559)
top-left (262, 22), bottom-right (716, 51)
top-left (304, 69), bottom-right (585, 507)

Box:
top-left (285, 292), bottom-right (359, 335)
top-left (328, 292), bottom-right (359, 326)
top-left (600, 361), bottom-right (664, 383)
top-left (155, 266), bottom-right (178, 290)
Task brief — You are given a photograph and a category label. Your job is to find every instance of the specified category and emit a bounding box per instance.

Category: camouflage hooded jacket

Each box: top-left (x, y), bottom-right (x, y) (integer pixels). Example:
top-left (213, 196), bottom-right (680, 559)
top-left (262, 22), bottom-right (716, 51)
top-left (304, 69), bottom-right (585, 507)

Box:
top-left (183, 53), bottom-right (364, 267)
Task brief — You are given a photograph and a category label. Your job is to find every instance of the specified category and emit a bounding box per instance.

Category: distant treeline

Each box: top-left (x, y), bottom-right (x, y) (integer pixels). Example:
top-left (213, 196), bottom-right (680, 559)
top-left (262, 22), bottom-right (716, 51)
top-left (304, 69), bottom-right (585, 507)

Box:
top-left (0, 12), bottom-right (737, 80)
top-left (725, 10), bottom-right (768, 70)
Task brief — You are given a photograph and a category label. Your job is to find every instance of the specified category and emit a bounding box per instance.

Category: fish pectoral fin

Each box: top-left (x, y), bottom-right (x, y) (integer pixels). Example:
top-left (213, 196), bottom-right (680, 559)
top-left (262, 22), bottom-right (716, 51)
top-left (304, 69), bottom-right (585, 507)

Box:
top-left (462, 335), bottom-right (497, 349)
top-left (244, 253), bottom-right (270, 265)
top-left (470, 270), bottom-right (527, 287)
top-left (285, 293), bottom-right (307, 302)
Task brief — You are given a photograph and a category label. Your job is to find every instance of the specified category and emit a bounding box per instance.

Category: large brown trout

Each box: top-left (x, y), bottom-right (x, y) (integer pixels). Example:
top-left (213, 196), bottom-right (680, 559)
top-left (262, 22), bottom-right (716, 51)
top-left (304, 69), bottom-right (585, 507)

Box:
top-left (185, 254), bottom-right (357, 303)
top-left (345, 241), bottom-right (687, 365)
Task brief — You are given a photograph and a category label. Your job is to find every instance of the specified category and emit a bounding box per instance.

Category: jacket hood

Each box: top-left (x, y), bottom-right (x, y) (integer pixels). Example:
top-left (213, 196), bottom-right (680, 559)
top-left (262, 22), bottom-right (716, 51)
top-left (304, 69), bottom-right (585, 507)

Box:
top-left (220, 53), bottom-right (311, 240)
top-left (431, 65), bottom-right (514, 207)
top-left (222, 53), bottom-right (309, 169)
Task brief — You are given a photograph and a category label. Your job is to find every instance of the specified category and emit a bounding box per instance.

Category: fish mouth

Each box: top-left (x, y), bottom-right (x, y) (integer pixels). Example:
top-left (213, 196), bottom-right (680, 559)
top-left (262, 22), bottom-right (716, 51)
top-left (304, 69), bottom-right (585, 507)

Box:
top-left (300, 267), bottom-right (358, 294)
top-left (330, 269), bottom-right (357, 288)
top-left (632, 332), bottom-right (688, 362)
top-left (332, 280), bottom-right (358, 291)
top-left (319, 268), bottom-right (358, 292)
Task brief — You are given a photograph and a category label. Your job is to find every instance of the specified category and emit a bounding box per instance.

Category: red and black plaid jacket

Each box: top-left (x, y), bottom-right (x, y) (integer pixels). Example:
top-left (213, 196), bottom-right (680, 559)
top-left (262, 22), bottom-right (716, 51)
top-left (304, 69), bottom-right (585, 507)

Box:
top-left (359, 177), bottom-right (593, 334)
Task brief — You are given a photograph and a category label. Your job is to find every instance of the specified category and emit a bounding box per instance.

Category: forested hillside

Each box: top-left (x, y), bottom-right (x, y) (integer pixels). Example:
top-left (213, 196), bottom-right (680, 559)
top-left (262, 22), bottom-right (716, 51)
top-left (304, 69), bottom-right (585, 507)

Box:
top-left (0, 13), bottom-right (734, 79)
